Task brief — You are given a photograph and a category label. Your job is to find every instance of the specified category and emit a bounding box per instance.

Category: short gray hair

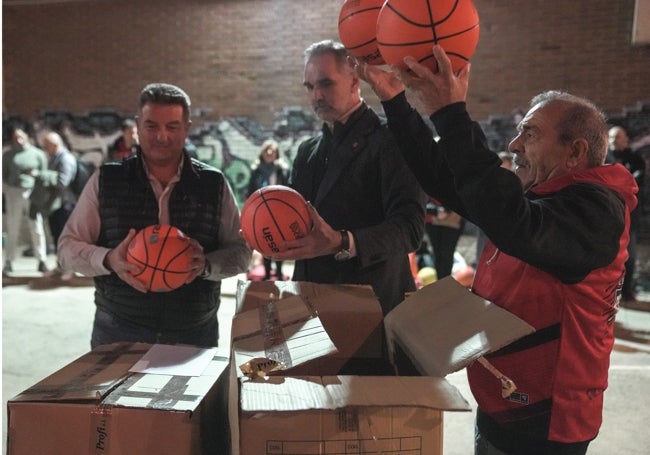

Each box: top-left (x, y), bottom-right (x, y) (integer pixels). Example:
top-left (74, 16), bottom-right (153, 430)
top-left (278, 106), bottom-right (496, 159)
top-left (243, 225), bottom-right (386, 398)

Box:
top-left (304, 39), bottom-right (351, 70)
top-left (530, 90), bottom-right (608, 167)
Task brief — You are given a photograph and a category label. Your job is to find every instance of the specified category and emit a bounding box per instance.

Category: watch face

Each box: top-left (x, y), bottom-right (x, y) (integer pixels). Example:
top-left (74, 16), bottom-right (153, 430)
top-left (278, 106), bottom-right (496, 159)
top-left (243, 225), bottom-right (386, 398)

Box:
top-left (334, 250), bottom-right (351, 261)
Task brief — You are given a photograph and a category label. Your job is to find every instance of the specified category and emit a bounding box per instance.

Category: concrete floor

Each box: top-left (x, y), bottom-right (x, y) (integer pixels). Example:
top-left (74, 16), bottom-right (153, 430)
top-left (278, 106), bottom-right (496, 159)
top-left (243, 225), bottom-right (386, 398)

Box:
top-left (3, 247), bottom-right (650, 455)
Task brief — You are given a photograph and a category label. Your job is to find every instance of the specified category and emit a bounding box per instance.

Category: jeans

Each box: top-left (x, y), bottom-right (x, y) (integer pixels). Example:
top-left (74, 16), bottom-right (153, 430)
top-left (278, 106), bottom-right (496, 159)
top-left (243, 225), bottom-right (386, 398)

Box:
top-left (91, 307), bottom-right (219, 349)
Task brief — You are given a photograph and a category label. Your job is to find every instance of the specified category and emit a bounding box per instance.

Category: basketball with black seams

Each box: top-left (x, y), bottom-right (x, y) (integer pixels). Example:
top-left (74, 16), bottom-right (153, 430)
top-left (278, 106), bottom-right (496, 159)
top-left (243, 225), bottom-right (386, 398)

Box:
top-left (240, 185), bottom-right (313, 257)
top-left (376, 0), bottom-right (480, 73)
top-left (338, 0), bottom-right (386, 65)
top-left (126, 224), bottom-right (193, 292)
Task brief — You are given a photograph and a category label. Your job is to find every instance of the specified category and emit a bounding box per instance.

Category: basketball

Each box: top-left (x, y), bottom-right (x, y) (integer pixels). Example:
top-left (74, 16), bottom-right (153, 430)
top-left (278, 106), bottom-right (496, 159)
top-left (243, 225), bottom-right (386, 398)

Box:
top-left (240, 185), bottom-right (312, 257)
top-left (376, 0), bottom-right (480, 73)
top-left (338, 0), bottom-right (386, 65)
top-left (126, 224), bottom-right (193, 292)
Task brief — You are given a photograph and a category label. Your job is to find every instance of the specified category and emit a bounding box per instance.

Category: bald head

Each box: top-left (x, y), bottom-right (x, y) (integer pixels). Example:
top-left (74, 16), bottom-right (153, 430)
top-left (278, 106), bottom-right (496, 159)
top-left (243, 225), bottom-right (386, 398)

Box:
top-left (608, 126), bottom-right (629, 152)
top-left (42, 131), bottom-right (65, 155)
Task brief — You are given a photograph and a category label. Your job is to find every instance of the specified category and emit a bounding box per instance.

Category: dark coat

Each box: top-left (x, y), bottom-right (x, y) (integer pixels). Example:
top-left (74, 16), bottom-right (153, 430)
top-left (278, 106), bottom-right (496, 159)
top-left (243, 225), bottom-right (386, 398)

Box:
top-left (290, 104), bottom-right (427, 314)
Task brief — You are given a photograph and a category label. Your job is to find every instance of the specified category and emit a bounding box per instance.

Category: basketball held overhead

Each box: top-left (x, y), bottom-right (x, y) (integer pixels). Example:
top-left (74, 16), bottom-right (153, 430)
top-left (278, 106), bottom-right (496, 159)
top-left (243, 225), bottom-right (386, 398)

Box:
top-left (338, 0), bottom-right (480, 73)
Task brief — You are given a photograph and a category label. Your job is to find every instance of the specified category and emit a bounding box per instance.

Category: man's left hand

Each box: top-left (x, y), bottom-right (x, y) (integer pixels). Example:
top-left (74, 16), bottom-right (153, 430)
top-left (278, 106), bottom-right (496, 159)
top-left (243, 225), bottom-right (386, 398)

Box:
top-left (271, 203), bottom-right (340, 261)
top-left (396, 44), bottom-right (470, 116)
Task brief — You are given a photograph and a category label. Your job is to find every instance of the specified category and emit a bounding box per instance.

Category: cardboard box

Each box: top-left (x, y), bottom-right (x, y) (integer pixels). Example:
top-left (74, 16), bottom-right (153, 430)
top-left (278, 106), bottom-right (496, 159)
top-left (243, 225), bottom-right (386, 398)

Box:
top-left (235, 280), bottom-right (386, 375)
top-left (231, 293), bottom-right (339, 375)
top-left (384, 276), bottom-right (536, 377)
top-left (237, 375), bottom-right (470, 455)
top-left (7, 342), bottom-right (231, 455)
top-left (230, 277), bottom-right (536, 455)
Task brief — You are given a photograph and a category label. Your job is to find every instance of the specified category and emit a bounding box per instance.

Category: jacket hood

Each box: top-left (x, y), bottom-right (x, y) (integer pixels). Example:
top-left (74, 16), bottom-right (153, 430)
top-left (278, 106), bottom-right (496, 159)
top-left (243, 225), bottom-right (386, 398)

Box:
top-left (531, 163), bottom-right (638, 212)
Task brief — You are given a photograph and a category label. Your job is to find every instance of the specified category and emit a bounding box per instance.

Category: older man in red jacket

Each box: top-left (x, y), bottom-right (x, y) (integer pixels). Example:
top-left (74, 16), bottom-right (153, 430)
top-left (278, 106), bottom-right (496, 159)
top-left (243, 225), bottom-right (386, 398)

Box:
top-left (358, 45), bottom-right (637, 455)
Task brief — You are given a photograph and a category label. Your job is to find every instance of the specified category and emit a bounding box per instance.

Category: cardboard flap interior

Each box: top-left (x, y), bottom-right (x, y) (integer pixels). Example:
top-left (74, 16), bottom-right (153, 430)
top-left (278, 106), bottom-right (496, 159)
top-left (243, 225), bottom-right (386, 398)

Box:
top-left (239, 375), bottom-right (471, 413)
top-left (232, 295), bottom-right (338, 375)
top-left (385, 276), bottom-right (535, 377)
top-left (236, 280), bottom-right (384, 362)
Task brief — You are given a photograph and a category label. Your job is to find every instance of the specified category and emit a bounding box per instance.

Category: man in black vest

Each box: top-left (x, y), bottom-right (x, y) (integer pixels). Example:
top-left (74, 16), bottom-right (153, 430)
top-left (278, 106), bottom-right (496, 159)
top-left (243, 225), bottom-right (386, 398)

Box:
top-left (58, 83), bottom-right (251, 348)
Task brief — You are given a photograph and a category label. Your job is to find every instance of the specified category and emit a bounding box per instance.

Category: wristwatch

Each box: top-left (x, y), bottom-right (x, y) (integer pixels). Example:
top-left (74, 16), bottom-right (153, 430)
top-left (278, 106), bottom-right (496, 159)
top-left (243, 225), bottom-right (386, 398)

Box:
top-left (334, 230), bottom-right (352, 261)
top-left (199, 259), bottom-right (212, 279)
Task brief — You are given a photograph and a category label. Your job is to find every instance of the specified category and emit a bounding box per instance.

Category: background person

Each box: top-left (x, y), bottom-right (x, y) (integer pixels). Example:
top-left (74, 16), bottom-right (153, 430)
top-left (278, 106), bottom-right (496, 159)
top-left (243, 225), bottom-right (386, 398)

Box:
top-left (424, 197), bottom-right (464, 279)
top-left (37, 131), bottom-right (78, 249)
top-left (2, 126), bottom-right (50, 274)
top-left (27, 131), bottom-right (78, 283)
top-left (606, 125), bottom-right (645, 304)
top-left (358, 45), bottom-right (637, 455)
top-left (58, 83), bottom-right (251, 348)
top-left (106, 118), bottom-right (138, 162)
top-left (246, 138), bottom-right (290, 280)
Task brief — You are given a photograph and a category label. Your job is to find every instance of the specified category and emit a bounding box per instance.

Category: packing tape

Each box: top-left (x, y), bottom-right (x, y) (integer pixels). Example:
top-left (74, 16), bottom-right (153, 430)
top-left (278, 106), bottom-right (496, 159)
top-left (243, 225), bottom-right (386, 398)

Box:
top-left (89, 405), bottom-right (112, 454)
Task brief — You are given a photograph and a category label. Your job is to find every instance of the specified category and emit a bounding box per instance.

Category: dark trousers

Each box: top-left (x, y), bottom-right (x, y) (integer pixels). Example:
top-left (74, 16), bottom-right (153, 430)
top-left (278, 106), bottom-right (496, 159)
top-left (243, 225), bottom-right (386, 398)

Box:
top-left (91, 307), bottom-right (219, 349)
top-left (426, 223), bottom-right (463, 279)
top-left (263, 258), bottom-right (284, 279)
top-left (475, 410), bottom-right (591, 455)
top-left (48, 202), bottom-right (75, 250)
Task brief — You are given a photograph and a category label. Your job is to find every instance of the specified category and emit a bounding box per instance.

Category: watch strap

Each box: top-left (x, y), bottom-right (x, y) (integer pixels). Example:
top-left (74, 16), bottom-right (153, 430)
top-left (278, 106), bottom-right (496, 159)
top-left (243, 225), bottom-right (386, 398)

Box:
top-left (339, 230), bottom-right (350, 251)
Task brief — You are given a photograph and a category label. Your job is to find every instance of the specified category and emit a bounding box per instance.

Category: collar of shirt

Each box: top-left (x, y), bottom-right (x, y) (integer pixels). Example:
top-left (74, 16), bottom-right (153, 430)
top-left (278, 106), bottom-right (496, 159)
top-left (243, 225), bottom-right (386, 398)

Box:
top-left (142, 157), bottom-right (184, 225)
top-left (325, 99), bottom-right (364, 133)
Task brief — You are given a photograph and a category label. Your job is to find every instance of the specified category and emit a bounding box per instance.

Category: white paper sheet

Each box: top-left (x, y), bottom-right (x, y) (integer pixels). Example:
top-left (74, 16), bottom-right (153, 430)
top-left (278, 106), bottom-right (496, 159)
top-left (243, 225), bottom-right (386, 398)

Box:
top-left (128, 344), bottom-right (218, 377)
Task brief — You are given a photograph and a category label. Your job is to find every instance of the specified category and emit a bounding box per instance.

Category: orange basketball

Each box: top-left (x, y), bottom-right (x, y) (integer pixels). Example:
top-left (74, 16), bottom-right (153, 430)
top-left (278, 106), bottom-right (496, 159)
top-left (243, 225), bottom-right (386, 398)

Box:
top-left (240, 185), bottom-right (312, 257)
top-left (126, 224), bottom-right (193, 292)
top-left (338, 0), bottom-right (386, 65)
top-left (376, 0), bottom-right (480, 73)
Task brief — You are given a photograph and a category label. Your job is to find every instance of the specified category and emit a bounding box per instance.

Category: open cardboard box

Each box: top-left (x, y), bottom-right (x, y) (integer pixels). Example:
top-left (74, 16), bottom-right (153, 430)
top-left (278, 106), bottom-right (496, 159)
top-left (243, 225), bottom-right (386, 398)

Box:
top-left (237, 375), bottom-right (470, 454)
top-left (235, 280), bottom-right (387, 375)
top-left (229, 277), bottom-right (535, 455)
top-left (7, 342), bottom-right (231, 455)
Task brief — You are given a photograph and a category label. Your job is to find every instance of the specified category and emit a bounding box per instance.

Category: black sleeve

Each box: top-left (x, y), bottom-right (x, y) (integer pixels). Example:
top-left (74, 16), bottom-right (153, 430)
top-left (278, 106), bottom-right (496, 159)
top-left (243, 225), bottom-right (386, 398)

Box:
top-left (383, 95), bottom-right (626, 283)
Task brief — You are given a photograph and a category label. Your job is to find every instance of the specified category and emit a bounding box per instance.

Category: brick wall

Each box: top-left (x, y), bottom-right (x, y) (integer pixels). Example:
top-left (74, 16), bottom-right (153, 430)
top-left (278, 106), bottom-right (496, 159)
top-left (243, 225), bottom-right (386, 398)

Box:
top-left (3, 0), bottom-right (650, 127)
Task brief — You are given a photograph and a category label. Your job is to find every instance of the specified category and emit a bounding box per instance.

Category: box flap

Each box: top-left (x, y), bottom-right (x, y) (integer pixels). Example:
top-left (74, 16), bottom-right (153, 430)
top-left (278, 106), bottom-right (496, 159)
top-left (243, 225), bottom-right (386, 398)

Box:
top-left (239, 375), bottom-right (470, 412)
top-left (235, 279), bottom-right (302, 312)
top-left (9, 343), bottom-right (231, 413)
top-left (102, 347), bottom-right (230, 412)
top-left (8, 342), bottom-right (150, 403)
top-left (384, 276), bottom-right (535, 377)
top-left (232, 295), bottom-right (338, 376)
top-left (235, 280), bottom-right (385, 374)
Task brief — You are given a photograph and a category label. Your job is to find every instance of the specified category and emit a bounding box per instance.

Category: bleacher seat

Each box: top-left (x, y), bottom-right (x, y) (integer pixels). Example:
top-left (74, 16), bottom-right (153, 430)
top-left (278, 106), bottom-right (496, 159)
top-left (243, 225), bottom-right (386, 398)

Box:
top-left (38, 109), bottom-right (73, 132)
top-left (85, 109), bottom-right (124, 135)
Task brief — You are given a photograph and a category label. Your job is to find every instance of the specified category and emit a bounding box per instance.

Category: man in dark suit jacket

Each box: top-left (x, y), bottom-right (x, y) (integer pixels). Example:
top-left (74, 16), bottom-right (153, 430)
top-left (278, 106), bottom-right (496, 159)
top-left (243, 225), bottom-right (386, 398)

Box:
top-left (272, 40), bottom-right (427, 316)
